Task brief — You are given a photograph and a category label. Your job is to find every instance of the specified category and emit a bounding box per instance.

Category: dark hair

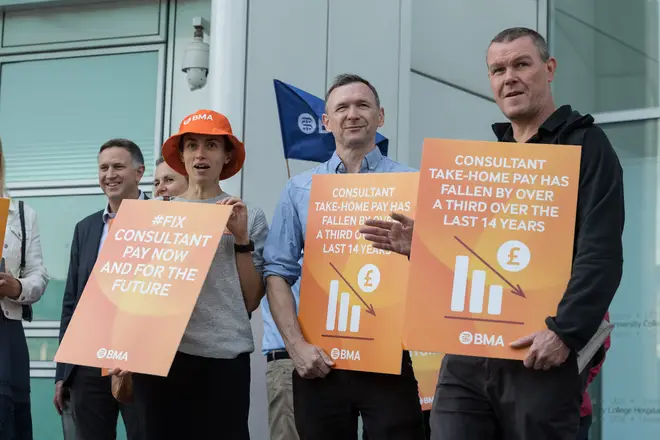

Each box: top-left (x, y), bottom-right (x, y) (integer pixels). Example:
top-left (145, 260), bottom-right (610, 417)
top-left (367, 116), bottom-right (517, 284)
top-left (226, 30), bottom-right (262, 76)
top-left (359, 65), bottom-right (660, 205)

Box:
top-left (490, 27), bottom-right (550, 62)
top-left (99, 138), bottom-right (145, 168)
top-left (325, 73), bottom-right (381, 110)
top-left (155, 156), bottom-right (165, 167)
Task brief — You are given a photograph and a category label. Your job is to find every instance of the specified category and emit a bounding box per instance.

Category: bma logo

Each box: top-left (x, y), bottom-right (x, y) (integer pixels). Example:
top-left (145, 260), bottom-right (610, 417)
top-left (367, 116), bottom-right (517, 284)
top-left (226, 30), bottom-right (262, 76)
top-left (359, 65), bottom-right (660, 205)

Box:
top-left (298, 113), bottom-right (316, 134)
top-left (420, 396), bottom-right (433, 405)
top-left (330, 348), bottom-right (361, 361)
top-left (459, 331), bottom-right (474, 344)
top-left (96, 348), bottom-right (129, 362)
top-left (459, 331), bottom-right (504, 347)
top-left (183, 113), bottom-right (214, 125)
top-left (297, 113), bottom-right (329, 135)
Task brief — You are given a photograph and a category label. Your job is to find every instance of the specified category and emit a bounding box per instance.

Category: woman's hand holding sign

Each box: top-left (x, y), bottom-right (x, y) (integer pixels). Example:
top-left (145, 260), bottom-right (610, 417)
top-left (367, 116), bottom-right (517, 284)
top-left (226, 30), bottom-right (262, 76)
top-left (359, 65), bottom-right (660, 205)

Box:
top-left (217, 197), bottom-right (249, 244)
top-left (360, 212), bottom-right (415, 257)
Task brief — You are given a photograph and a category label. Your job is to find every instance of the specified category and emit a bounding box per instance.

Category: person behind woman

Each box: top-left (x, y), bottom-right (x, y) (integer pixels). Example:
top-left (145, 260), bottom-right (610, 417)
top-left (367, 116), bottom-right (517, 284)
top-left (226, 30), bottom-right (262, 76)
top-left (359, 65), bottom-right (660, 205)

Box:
top-left (0, 137), bottom-right (49, 440)
top-left (115, 110), bottom-right (269, 440)
top-left (153, 156), bottom-right (188, 200)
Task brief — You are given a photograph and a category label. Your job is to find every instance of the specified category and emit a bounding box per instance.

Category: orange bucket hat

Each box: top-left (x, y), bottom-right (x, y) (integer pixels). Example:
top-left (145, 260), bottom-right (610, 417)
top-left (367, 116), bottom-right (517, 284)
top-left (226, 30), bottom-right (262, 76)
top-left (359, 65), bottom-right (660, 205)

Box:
top-left (161, 109), bottom-right (245, 181)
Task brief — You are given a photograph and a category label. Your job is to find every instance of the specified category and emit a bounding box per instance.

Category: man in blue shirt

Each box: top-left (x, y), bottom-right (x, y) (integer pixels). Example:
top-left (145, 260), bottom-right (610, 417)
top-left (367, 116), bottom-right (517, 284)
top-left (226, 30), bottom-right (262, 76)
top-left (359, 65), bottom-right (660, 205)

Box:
top-left (262, 73), bottom-right (425, 440)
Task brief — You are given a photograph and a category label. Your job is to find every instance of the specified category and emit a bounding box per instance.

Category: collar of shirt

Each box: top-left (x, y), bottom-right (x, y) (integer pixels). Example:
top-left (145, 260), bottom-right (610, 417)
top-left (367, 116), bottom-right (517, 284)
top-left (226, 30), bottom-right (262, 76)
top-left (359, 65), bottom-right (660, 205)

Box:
top-left (492, 104), bottom-right (574, 143)
top-left (327, 146), bottom-right (384, 174)
top-left (102, 190), bottom-right (145, 224)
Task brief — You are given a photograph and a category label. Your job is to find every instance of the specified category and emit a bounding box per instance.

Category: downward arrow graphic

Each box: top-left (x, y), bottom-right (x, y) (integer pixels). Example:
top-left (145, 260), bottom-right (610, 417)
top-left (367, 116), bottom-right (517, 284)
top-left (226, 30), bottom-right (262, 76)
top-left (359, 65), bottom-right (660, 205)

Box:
top-left (453, 236), bottom-right (526, 298)
top-left (329, 262), bottom-right (377, 316)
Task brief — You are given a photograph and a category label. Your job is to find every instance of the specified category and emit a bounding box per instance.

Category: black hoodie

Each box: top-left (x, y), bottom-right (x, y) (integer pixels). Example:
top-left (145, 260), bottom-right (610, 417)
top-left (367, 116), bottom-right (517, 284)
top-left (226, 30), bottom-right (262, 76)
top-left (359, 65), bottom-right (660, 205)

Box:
top-left (492, 105), bottom-right (625, 352)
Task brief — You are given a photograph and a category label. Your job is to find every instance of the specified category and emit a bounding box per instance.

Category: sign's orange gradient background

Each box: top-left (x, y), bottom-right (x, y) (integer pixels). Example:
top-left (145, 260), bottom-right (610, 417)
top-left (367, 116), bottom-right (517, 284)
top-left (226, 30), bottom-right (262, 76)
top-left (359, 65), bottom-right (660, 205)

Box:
top-left (0, 198), bottom-right (10, 261)
top-left (299, 173), bottom-right (419, 375)
top-left (410, 351), bottom-right (444, 411)
top-left (404, 139), bottom-right (581, 360)
top-left (55, 200), bottom-right (231, 376)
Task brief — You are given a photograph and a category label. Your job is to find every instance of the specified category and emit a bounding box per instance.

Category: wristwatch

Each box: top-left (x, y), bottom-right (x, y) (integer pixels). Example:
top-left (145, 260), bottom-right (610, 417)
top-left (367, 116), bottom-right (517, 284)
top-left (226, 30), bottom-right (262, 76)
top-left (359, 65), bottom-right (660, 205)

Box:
top-left (234, 240), bottom-right (255, 253)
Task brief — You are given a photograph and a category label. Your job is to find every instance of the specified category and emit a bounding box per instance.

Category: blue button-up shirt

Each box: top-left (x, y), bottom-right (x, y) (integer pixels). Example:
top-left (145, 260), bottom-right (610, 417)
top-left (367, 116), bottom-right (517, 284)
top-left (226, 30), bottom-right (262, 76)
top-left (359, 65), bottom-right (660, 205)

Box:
top-left (260, 147), bottom-right (416, 354)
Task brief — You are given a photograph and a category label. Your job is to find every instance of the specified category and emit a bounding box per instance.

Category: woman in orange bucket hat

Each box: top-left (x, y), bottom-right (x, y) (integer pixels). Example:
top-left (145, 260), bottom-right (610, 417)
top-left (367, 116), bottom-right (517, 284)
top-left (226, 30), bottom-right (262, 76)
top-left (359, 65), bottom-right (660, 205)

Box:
top-left (124, 109), bottom-right (269, 439)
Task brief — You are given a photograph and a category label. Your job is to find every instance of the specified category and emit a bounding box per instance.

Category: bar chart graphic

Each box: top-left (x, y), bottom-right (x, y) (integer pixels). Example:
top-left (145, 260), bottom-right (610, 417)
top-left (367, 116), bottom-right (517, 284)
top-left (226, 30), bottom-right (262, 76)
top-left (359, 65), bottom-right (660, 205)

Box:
top-left (450, 255), bottom-right (504, 315)
top-left (322, 262), bottom-right (377, 341)
top-left (447, 236), bottom-right (526, 325)
top-left (326, 280), bottom-right (362, 333)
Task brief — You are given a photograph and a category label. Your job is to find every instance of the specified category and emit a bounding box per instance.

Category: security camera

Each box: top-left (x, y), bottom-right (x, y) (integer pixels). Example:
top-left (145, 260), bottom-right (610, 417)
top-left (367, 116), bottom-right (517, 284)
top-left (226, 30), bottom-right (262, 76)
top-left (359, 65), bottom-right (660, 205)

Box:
top-left (182, 19), bottom-right (209, 91)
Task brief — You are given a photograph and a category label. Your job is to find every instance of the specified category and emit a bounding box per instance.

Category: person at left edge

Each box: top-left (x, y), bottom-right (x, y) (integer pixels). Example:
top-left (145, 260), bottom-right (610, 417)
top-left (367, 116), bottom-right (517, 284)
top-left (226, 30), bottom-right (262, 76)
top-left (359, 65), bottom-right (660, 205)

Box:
top-left (112, 109), bottom-right (269, 440)
top-left (54, 138), bottom-right (146, 440)
top-left (0, 136), bottom-right (49, 440)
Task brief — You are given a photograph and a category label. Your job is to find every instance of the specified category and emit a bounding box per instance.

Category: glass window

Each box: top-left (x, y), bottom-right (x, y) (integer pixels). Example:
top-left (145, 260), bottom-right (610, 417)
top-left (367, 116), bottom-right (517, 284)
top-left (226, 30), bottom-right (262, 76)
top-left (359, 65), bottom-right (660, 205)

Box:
top-left (14, 194), bottom-right (107, 320)
top-left (596, 120), bottom-right (660, 439)
top-left (0, 50), bottom-right (159, 185)
top-left (552, 0), bottom-right (659, 113)
top-left (1, 0), bottom-right (165, 49)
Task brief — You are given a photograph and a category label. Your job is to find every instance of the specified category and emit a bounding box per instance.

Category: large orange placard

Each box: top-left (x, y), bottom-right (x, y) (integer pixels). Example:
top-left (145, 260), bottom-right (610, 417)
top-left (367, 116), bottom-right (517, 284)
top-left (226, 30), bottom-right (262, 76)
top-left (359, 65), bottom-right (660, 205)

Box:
top-left (404, 139), bottom-right (581, 360)
top-left (298, 172), bottom-right (418, 375)
top-left (55, 199), bottom-right (231, 376)
top-left (410, 351), bottom-right (444, 411)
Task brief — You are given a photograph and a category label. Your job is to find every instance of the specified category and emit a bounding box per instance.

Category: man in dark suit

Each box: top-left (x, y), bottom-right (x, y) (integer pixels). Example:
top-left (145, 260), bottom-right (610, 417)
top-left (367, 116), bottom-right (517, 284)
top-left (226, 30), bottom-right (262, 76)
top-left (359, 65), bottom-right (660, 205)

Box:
top-left (54, 138), bottom-right (148, 440)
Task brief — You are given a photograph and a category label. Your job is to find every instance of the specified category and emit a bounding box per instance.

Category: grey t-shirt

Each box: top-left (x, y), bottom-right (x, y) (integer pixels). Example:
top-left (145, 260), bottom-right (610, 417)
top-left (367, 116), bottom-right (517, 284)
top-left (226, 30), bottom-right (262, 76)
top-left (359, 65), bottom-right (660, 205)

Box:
top-left (170, 193), bottom-right (269, 359)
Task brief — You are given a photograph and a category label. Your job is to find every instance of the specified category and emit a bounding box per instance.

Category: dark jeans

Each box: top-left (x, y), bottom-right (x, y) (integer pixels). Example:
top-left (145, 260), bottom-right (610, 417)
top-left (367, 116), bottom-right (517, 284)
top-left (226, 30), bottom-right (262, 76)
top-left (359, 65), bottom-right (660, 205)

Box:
top-left (577, 414), bottom-right (592, 440)
top-left (0, 314), bottom-right (32, 440)
top-left (293, 351), bottom-right (425, 440)
top-left (61, 387), bottom-right (76, 440)
top-left (0, 397), bottom-right (32, 440)
top-left (430, 353), bottom-right (582, 440)
top-left (132, 351), bottom-right (251, 440)
top-left (69, 366), bottom-right (141, 440)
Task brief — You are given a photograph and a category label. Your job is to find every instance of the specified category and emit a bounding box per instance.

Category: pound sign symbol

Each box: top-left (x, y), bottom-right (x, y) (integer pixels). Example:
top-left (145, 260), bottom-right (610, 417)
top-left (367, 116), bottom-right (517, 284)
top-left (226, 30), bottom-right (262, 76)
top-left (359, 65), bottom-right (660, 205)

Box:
top-left (364, 270), bottom-right (373, 288)
top-left (507, 247), bottom-right (520, 266)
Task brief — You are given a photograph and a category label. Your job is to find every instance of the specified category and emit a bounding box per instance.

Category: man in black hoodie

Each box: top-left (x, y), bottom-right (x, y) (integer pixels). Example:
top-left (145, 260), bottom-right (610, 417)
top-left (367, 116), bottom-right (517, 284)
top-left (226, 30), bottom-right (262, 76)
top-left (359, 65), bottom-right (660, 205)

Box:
top-left (360, 27), bottom-right (624, 440)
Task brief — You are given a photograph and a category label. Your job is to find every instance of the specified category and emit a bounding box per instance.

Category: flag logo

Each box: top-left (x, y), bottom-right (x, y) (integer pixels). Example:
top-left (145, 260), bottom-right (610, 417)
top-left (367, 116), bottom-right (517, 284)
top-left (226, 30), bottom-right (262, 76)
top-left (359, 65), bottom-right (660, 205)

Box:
top-left (298, 113), bottom-right (317, 134)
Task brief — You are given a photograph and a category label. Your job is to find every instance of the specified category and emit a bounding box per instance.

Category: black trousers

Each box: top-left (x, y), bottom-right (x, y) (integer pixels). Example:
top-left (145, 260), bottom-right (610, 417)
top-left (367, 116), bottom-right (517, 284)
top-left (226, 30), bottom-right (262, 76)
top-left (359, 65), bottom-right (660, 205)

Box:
top-left (132, 351), bottom-right (251, 440)
top-left (0, 314), bottom-right (32, 440)
top-left (576, 414), bottom-right (592, 440)
top-left (293, 351), bottom-right (425, 440)
top-left (430, 353), bottom-right (582, 440)
top-left (69, 366), bottom-right (141, 440)
top-left (0, 397), bottom-right (32, 440)
top-left (364, 410), bottom-right (430, 440)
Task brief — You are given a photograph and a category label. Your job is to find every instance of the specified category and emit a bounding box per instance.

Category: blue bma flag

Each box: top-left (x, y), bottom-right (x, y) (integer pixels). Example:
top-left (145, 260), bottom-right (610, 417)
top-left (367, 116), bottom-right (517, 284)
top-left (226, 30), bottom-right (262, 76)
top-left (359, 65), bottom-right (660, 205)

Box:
top-left (273, 79), bottom-right (388, 163)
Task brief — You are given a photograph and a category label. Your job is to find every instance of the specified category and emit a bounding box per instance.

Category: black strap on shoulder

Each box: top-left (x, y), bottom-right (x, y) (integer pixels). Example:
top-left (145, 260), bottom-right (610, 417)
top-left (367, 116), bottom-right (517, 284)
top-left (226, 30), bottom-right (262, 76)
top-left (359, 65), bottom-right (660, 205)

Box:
top-left (19, 201), bottom-right (26, 273)
top-left (18, 200), bottom-right (32, 322)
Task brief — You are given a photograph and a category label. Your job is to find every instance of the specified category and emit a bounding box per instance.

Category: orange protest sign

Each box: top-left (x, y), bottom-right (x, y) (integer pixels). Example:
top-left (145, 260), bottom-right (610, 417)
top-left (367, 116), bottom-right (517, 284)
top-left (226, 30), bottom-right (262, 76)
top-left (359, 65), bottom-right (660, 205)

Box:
top-left (298, 172), bottom-right (418, 375)
top-left (410, 351), bottom-right (444, 411)
top-left (0, 198), bottom-right (9, 261)
top-left (404, 139), bottom-right (581, 360)
top-left (55, 199), bottom-right (232, 376)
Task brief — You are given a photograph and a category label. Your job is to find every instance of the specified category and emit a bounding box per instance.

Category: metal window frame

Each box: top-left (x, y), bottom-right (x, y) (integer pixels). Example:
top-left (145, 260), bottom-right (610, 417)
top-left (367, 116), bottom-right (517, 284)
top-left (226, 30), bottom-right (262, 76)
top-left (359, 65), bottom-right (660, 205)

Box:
top-left (545, 4), bottom-right (660, 440)
top-left (0, 0), bottom-right (169, 55)
top-left (546, 0), bottom-right (660, 127)
top-left (0, 1), bottom-right (176, 381)
top-left (0, 43), bottom-right (166, 194)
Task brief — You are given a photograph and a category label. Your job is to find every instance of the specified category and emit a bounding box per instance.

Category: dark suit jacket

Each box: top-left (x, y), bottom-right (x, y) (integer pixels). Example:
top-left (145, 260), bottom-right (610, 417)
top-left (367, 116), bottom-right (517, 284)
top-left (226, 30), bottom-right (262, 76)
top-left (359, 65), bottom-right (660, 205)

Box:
top-left (55, 196), bottom-right (149, 384)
